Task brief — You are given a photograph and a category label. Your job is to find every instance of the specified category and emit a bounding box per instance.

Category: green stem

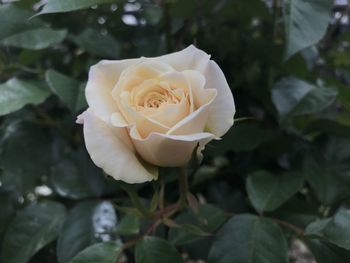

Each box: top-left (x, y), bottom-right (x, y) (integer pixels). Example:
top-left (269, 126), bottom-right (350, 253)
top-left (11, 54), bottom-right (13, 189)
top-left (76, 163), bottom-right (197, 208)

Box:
top-left (178, 167), bottom-right (189, 207)
top-left (121, 184), bottom-right (153, 218)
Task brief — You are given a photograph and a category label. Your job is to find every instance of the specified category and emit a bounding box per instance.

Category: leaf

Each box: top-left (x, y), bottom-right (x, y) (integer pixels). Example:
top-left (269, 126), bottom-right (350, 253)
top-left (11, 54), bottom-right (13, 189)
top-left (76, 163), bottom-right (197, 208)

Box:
top-left (46, 69), bottom-right (86, 113)
top-left (1, 28), bottom-right (67, 50)
top-left (272, 77), bottom-right (337, 122)
top-left (36, 0), bottom-right (116, 15)
top-left (207, 122), bottom-right (276, 154)
top-left (0, 78), bottom-right (50, 116)
top-left (208, 214), bottom-right (288, 263)
top-left (51, 159), bottom-right (96, 199)
top-left (0, 190), bottom-right (18, 236)
top-left (115, 213), bottom-right (140, 235)
top-left (306, 239), bottom-right (350, 263)
top-left (169, 204), bottom-right (227, 245)
top-left (0, 121), bottom-right (52, 194)
top-left (69, 241), bottom-right (123, 263)
top-left (51, 147), bottom-right (110, 199)
top-left (72, 28), bottom-right (120, 58)
top-left (135, 236), bottom-right (184, 263)
top-left (2, 201), bottom-right (66, 263)
top-left (306, 210), bottom-right (350, 250)
top-left (283, 0), bottom-right (332, 59)
top-left (57, 201), bottom-right (117, 263)
top-left (269, 197), bottom-right (319, 228)
top-left (0, 5), bottom-right (44, 40)
top-left (246, 171), bottom-right (304, 212)
top-left (303, 137), bottom-right (350, 205)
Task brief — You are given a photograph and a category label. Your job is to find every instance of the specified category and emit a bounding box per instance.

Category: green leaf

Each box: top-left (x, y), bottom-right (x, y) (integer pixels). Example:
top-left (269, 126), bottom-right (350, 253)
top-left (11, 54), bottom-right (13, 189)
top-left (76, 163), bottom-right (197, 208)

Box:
top-left (2, 201), bottom-right (66, 263)
top-left (0, 121), bottom-right (52, 194)
top-left (72, 28), bottom-right (120, 58)
top-left (208, 214), bottom-right (288, 263)
top-left (283, 0), bottom-right (332, 59)
top-left (0, 78), bottom-right (50, 116)
top-left (0, 190), bottom-right (17, 236)
top-left (0, 5), bottom-right (44, 40)
top-left (36, 0), bottom-right (116, 15)
top-left (303, 137), bottom-right (350, 205)
top-left (51, 159), bottom-right (95, 199)
top-left (246, 171), bottom-right (304, 212)
top-left (69, 241), bottom-right (123, 263)
top-left (306, 210), bottom-right (350, 250)
top-left (337, 84), bottom-right (350, 112)
top-left (50, 147), bottom-right (119, 199)
top-left (306, 239), bottom-right (350, 263)
top-left (46, 69), bottom-right (86, 113)
top-left (1, 28), bottom-right (67, 50)
top-left (272, 77), bottom-right (337, 122)
top-left (57, 201), bottom-right (117, 263)
top-left (169, 204), bottom-right (227, 245)
top-left (207, 122), bottom-right (276, 154)
top-left (269, 197), bottom-right (319, 228)
top-left (135, 236), bottom-right (184, 263)
top-left (115, 213), bottom-right (140, 235)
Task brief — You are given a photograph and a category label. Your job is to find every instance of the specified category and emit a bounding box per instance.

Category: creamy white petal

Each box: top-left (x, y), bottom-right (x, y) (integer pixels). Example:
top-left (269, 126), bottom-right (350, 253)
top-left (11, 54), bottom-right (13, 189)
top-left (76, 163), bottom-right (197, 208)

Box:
top-left (130, 128), bottom-right (215, 167)
top-left (86, 59), bottom-right (138, 123)
top-left (167, 70), bottom-right (217, 135)
top-left (83, 110), bottom-right (157, 184)
top-left (204, 60), bottom-right (235, 137)
top-left (156, 46), bottom-right (235, 137)
top-left (157, 45), bottom-right (211, 72)
top-left (121, 101), bottom-right (169, 138)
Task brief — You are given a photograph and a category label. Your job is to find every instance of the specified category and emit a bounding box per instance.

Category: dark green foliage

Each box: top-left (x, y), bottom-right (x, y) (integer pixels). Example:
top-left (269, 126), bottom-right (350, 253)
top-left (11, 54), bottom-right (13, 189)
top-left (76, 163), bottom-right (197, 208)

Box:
top-left (1, 0), bottom-right (350, 262)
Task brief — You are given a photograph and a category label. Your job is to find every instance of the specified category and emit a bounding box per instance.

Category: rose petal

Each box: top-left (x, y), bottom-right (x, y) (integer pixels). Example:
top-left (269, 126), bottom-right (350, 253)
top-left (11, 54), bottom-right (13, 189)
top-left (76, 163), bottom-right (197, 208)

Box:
top-left (83, 109), bottom-right (157, 184)
top-left (156, 46), bottom-right (235, 137)
top-left (167, 70), bottom-right (217, 135)
top-left (204, 61), bottom-right (235, 137)
top-left (130, 127), bottom-right (215, 167)
top-left (157, 45), bottom-right (210, 72)
top-left (86, 59), bottom-right (138, 123)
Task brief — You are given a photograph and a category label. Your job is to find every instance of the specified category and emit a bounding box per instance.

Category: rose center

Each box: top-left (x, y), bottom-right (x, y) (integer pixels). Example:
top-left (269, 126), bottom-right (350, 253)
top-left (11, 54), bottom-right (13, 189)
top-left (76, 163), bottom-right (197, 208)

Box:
top-left (134, 83), bottom-right (184, 111)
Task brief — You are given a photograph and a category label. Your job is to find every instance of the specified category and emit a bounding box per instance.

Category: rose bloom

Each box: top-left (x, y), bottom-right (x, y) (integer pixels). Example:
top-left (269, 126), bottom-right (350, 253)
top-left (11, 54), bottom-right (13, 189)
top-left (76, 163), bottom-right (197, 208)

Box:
top-left (78, 45), bottom-right (235, 183)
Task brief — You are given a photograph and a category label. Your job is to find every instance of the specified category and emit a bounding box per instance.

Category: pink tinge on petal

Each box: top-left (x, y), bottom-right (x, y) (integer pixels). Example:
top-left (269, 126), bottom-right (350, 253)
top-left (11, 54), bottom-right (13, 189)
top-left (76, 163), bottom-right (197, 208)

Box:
top-left (75, 112), bottom-right (86, 124)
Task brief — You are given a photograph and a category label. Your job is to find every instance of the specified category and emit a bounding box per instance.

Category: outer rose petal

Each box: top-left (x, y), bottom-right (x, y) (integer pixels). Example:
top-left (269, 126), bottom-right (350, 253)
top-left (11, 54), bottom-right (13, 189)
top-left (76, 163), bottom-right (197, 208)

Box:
top-left (157, 45), bottom-right (210, 72)
top-left (204, 61), bottom-right (235, 137)
top-left (86, 59), bottom-right (139, 123)
top-left (83, 110), bottom-right (157, 184)
top-left (156, 45), bottom-right (235, 137)
top-left (130, 127), bottom-right (215, 167)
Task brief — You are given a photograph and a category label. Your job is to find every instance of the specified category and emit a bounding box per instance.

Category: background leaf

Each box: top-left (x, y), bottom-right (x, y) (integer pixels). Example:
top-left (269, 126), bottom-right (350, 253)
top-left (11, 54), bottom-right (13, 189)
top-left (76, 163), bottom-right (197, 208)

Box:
top-left (0, 79), bottom-right (50, 116)
top-left (283, 0), bottom-right (332, 59)
top-left (46, 69), bottom-right (87, 113)
top-left (69, 241), bottom-right (123, 263)
top-left (272, 77), bottom-right (337, 122)
top-left (36, 0), bottom-right (116, 15)
top-left (72, 28), bottom-right (120, 58)
top-left (208, 214), bottom-right (288, 263)
top-left (306, 210), bottom-right (350, 250)
top-left (57, 201), bottom-right (117, 263)
top-left (246, 171), bottom-right (304, 212)
top-left (135, 236), bottom-right (184, 263)
top-left (2, 201), bottom-right (66, 263)
top-left (1, 28), bottom-right (67, 50)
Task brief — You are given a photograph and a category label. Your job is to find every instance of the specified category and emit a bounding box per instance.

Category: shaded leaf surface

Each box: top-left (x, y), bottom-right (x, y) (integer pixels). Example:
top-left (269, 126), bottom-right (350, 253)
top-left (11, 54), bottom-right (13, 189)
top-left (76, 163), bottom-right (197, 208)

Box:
top-left (208, 214), bottom-right (288, 263)
top-left (0, 79), bottom-right (50, 116)
top-left (2, 201), bottom-right (66, 263)
top-left (246, 171), bottom-right (304, 212)
top-left (135, 236), bottom-right (184, 263)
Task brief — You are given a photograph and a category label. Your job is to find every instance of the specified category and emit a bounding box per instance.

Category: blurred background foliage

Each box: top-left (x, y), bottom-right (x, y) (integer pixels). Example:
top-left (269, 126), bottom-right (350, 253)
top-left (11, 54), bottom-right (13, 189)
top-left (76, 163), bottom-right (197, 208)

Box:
top-left (1, 0), bottom-right (350, 262)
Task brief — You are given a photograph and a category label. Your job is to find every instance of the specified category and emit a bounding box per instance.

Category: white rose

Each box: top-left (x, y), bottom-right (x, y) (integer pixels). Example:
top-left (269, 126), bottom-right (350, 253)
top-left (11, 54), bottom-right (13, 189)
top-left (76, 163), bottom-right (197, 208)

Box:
top-left (79, 45), bottom-right (235, 183)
